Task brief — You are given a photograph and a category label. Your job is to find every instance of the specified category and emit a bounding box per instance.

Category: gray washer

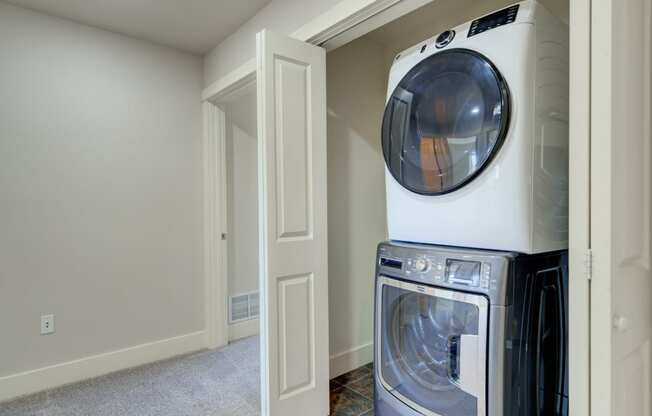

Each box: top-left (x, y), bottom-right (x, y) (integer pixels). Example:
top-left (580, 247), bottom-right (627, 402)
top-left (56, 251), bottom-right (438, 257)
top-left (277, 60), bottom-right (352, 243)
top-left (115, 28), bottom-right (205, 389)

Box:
top-left (373, 241), bottom-right (568, 416)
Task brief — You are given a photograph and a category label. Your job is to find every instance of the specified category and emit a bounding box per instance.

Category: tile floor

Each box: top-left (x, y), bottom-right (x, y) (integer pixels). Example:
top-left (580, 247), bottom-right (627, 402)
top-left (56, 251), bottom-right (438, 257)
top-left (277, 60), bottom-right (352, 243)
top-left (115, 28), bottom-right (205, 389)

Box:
top-left (330, 363), bottom-right (375, 416)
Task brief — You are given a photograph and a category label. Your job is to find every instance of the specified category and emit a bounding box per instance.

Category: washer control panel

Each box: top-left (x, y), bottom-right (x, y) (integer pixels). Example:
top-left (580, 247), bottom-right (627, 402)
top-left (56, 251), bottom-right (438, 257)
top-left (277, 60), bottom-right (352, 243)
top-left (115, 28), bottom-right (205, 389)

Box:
top-left (403, 257), bottom-right (492, 289)
top-left (377, 241), bottom-right (513, 304)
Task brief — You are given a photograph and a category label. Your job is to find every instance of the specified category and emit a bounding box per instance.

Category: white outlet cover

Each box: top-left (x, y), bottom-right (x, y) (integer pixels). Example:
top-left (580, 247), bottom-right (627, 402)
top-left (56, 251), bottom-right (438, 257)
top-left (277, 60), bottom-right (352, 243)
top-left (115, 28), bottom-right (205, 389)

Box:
top-left (40, 314), bottom-right (55, 335)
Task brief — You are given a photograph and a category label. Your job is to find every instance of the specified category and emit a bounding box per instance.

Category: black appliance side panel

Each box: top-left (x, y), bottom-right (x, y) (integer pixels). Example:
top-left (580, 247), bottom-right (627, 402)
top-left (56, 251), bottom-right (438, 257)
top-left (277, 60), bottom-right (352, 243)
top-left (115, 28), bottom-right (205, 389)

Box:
top-left (504, 250), bottom-right (569, 416)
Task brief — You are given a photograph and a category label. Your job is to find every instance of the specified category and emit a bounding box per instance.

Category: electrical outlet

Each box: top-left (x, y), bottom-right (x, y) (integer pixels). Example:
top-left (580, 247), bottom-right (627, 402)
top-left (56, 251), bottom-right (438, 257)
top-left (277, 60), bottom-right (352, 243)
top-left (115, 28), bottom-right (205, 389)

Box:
top-left (40, 314), bottom-right (55, 335)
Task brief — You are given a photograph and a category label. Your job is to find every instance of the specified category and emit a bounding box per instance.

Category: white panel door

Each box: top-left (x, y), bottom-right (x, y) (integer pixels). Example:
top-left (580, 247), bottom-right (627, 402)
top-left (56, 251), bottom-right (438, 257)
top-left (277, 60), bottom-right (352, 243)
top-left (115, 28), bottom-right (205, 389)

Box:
top-left (591, 0), bottom-right (652, 414)
top-left (256, 29), bottom-right (329, 416)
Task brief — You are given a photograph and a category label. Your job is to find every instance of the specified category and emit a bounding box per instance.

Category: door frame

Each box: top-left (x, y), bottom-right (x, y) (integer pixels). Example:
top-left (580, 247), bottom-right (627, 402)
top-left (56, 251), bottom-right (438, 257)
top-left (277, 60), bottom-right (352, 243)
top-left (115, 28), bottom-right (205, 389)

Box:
top-left (203, 64), bottom-right (256, 350)
top-left (202, 0), bottom-right (592, 414)
top-left (568, 0), bottom-right (591, 415)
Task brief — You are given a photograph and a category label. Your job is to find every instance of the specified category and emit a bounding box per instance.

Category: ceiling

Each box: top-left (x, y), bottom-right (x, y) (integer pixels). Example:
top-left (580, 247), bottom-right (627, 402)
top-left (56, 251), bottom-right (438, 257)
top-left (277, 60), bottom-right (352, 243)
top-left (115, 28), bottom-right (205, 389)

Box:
top-left (3, 0), bottom-right (271, 54)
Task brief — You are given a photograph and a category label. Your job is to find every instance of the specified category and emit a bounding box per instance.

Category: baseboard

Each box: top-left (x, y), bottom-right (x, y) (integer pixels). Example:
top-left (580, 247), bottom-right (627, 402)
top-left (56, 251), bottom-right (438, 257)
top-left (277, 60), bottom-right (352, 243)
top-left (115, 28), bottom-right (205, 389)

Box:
top-left (228, 319), bottom-right (259, 342)
top-left (0, 330), bottom-right (206, 403)
top-left (329, 342), bottom-right (374, 378)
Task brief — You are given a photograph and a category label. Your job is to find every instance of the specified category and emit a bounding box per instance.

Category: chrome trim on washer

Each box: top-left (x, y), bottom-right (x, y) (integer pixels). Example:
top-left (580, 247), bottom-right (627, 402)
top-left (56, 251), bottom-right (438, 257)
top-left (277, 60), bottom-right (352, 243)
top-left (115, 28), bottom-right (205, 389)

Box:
top-left (375, 275), bottom-right (489, 416)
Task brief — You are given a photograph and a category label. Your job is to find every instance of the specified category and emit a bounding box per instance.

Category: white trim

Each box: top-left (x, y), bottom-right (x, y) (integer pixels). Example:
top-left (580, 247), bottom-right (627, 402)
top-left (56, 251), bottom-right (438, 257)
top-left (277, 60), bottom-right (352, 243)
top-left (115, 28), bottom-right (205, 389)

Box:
top-left (255, 33), bottom-right (269, 416)
top-left (291, 0), bottom-right (402, 44)
top-left (202, 59), bottom-right (256, 103)
top-left (204, 101), bottom-right (228, 350)
top-left (590, 0), bottom-right (612, 413)
top-left (306, 0), bottom-right (433, 51)
top-left (568, 0), bottom-right (591, 414)
top-left (0, 331), bottom-right (206, 403)
top-left (229, 319), bottom-right (260, 342)
top-left (329, 343), bottom-right (374, 379)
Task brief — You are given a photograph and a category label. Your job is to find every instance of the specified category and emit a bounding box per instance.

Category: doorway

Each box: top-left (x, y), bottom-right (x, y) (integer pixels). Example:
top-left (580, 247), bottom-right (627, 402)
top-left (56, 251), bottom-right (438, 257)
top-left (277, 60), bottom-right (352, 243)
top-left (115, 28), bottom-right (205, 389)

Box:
top-left (325, 0), bottom-right (570, 415)
top-left (203, 74), bottom-right (261, 416)
top-left (223, 85), bottom-right (260, 344)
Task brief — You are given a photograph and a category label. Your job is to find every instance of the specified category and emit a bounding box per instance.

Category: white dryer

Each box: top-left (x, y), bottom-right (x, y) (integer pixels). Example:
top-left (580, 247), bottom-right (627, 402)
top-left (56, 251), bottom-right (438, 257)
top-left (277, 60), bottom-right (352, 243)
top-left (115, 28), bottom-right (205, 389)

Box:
top-left (382, 0), bottom-right (569, 254)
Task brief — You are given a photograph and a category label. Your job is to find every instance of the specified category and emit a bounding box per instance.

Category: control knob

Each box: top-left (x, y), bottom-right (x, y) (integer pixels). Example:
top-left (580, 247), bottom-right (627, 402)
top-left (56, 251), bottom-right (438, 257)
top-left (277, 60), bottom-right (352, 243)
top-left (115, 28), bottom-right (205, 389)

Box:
top-left (435, 30), bottom-right (455, 48)
top-left (414, 258), bottom-right (430, 272)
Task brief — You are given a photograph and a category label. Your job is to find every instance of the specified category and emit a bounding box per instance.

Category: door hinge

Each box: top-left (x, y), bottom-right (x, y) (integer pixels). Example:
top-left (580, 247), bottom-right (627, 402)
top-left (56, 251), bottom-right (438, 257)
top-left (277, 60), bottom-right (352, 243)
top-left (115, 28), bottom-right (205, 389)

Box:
top-left (221, 233), bottom-right (227, 240)
top-left (585, 249), bottom-right (593, 281)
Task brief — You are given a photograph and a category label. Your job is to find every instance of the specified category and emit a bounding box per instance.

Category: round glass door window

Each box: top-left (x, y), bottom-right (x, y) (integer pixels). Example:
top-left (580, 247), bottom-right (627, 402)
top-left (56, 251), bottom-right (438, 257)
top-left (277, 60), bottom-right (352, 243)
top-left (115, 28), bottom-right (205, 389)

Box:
top-left (382, 49), bottom-right (510, 195)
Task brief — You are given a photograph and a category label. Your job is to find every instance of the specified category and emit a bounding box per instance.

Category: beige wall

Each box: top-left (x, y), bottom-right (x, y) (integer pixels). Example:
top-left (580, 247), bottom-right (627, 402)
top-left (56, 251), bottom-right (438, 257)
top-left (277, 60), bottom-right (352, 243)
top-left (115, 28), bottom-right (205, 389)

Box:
top-left (203, 0), bottom-right (341, 87)
top-left (224, 90), bottom-right (259, 298)
top-left (0, 3), bottom-right (203, 377)
top-left (326, 37), bottom-right (389, 361)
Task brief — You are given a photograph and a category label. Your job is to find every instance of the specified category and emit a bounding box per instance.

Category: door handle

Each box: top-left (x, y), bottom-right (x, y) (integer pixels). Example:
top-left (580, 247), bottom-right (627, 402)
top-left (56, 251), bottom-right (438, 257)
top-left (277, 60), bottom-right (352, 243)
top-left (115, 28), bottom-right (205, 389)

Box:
top-left (447, 335), bottom-right (460, 383)
top-left (448, 334), bottom-right (481, 397)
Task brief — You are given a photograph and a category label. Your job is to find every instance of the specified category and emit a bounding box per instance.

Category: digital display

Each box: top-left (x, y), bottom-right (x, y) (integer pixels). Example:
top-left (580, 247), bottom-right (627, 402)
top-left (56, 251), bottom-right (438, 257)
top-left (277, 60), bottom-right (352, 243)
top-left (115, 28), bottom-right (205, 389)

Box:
top-left (380, 257), bottom-right (403, 270)
top-left (468, 4), bottom-right (519, 37)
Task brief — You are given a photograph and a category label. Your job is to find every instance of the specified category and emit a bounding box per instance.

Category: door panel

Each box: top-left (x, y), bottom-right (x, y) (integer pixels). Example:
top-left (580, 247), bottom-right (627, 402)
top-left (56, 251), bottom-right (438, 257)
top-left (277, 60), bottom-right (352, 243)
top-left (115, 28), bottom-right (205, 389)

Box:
top-left (277, 273), bottom-right (314, 397)
top-left (257, 29), bottom-right (329, 416)
top-left (591, 0), bottom-right (652, 414)
top-left (274, 57), bottom-right (311, 240)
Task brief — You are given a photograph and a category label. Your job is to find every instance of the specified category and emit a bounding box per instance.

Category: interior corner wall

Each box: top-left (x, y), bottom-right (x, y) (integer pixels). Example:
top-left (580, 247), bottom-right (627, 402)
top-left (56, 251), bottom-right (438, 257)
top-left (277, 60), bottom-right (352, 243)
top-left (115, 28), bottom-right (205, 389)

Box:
top-left (0, 1), bottom-right (204, 389)
top-left (326, 36), bottom-right (389, 375)
top-left (202, 0), bottom-right (341, 87)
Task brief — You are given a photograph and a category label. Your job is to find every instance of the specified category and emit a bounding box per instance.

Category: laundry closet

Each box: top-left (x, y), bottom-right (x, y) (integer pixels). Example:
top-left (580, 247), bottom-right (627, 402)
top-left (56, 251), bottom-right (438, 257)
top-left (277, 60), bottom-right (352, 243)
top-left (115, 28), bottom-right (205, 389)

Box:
top-left (325, 2), bottom-right (570, 416)
top-left (213, 0), bottom-right (567, 367)
top-left (202, 0), bottom-right (650, 414)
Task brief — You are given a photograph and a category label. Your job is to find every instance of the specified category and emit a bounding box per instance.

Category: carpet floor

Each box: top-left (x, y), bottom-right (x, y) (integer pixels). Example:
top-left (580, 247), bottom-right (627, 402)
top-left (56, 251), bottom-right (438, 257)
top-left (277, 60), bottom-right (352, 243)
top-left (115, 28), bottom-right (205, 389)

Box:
top-left (0, 336), bottom-right (261, 416)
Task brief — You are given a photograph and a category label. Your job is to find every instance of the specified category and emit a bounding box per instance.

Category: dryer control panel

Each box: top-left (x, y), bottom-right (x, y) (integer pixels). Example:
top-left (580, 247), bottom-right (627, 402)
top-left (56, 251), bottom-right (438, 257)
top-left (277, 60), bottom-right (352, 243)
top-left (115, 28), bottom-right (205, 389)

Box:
top-left (468, 4), bottom-right (520, 37)
top-left (376, 241), bottom-right (514, 305)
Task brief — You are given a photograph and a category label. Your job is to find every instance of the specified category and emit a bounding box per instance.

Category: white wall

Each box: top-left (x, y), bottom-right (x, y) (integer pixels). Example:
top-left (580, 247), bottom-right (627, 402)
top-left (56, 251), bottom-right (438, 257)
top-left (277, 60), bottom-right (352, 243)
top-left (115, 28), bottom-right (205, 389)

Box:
top-left (224, 90), bottom-right (259, 298)
top-left (326, 37), bottom-right (388, 373)
top-left (0, 1), bottom-right (203, 382)
top-left (203, 0), bottom-right (340, 87)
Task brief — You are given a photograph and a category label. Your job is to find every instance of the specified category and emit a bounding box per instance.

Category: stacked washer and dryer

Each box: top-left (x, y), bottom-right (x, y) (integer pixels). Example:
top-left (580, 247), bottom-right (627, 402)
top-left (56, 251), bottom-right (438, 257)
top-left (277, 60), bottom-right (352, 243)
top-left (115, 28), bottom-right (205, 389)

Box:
top-left (373, 2), bottom-right (569, 416)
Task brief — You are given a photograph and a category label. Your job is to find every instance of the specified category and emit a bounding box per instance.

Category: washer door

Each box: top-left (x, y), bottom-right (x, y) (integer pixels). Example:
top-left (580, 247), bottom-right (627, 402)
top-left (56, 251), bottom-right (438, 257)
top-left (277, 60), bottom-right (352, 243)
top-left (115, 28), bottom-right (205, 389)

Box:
top-left (382, 49), bottom-right (510, 195)
top-left (376, 276), bottom-right (489, 416)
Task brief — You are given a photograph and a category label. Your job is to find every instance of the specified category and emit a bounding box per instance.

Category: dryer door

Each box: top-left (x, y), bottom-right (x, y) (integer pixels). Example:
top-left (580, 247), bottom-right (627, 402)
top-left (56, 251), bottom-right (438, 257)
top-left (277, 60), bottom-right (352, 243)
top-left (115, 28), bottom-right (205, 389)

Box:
top-left (376, 276), bottom-right (489, 416)
top-left (382, 49), bottom-right (510, 195)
